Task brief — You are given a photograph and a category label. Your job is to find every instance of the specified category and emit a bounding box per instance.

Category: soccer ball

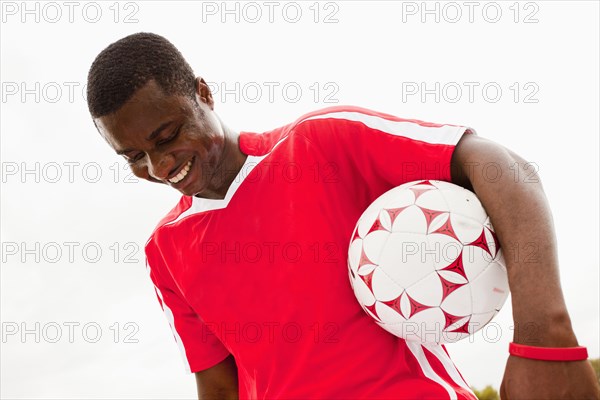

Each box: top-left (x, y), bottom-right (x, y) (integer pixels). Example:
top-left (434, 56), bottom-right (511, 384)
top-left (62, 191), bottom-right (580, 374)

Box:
top-left (347, 180), bottom-right (509, 344)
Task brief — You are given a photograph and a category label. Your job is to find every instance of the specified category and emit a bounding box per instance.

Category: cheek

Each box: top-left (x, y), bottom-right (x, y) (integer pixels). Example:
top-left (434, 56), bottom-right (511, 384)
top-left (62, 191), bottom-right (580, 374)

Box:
top-left (192, 127), bottom-right (224, 157)
top-left (129, 163), bottom-right (154, 182)
top-left (209, 134), bottom-right (225, 154)
top-left (206, 136), bottom-right (225, 169)
top-left (198, 112), bottom-right (225, 146)
top-left (187, 116), bottom-right (225, 160)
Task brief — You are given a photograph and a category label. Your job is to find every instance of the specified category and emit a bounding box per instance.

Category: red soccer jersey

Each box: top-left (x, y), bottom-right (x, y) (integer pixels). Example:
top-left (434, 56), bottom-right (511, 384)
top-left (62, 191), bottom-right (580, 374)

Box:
top-left (145, 105), bottom-right (477, 399)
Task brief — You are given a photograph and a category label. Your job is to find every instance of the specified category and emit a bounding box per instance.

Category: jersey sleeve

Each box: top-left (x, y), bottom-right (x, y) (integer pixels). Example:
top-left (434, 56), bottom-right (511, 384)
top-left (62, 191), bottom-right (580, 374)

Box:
top-left (295, 106), bottom-right (475, 193)
top-left (145, 239), bottom-right (231, 373)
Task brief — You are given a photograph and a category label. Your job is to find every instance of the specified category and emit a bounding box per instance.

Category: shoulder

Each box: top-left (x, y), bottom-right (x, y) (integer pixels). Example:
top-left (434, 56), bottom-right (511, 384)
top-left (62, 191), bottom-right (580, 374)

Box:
top-left (289, 104), bottom-right (402, 133)
top-left (288, 105), bottom-right (455, 141)
top-left (289, 106), bottom-right (472, 160)
top-left (242, 106), bottom-right (394, 152)
top-left (295, 104), bottom-right (413, 122)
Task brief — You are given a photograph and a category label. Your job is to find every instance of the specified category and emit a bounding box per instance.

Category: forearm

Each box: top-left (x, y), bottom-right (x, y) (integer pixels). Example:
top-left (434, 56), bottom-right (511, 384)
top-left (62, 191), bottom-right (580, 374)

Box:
top-left (197, 387), bottom-right (239, 400)
top-left (454, 137), bottom-right (577, 347)
top-left (195, 355), bottom-right (239, 400)
top-left (450, 134), bottom-right (600, 398)
top-left (477, 165), bottom-right (575, 345)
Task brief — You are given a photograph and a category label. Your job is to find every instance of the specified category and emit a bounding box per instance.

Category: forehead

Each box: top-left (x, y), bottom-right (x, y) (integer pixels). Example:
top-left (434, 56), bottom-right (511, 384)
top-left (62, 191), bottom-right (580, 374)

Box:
top-left (94, 80), bottom-right (191, 151)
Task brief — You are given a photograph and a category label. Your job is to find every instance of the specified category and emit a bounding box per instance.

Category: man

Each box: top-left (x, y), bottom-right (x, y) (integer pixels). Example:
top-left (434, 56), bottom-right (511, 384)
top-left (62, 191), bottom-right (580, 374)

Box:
top-left (87, 33), bottom-right (599, 399)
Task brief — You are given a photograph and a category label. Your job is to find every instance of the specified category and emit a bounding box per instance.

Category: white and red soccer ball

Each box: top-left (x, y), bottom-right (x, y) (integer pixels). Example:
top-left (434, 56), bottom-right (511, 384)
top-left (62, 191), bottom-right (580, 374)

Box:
top-left (348, 180), bottom-right (509, 344)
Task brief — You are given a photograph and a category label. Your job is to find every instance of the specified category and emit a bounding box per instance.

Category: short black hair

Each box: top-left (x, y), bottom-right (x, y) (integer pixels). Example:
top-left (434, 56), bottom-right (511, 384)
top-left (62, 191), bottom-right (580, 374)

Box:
top-left (87, 32), bottom-right (196, 118)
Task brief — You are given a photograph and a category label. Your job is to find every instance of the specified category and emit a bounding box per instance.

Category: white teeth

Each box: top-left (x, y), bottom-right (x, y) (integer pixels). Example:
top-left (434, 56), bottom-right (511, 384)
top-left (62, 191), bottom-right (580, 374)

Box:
top-left (169, 160), bottom-right (192, 184)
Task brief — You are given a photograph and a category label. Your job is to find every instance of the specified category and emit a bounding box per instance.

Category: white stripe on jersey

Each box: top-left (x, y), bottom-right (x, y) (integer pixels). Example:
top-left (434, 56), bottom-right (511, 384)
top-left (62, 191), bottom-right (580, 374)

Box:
top-left (162, 300), bottom-right (192, 373)
top-left (425, 344), bottom-right (476, 398)
top-left (406, 341), bottom-right (457, 400)
top-left (146, 261), bottom-right (192, 373)
top-left (302, 111), bottom-right (468, 145)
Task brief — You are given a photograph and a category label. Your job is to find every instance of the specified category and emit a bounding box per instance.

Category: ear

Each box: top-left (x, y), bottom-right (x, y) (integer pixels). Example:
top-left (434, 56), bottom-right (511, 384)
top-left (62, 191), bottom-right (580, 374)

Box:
top-left (195, 77), bottom-right (215, 110)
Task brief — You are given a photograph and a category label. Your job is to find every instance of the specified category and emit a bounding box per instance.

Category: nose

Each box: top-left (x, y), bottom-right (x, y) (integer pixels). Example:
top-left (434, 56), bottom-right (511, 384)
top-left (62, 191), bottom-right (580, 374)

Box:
top-left (147, 151), bottom-right (175, 181)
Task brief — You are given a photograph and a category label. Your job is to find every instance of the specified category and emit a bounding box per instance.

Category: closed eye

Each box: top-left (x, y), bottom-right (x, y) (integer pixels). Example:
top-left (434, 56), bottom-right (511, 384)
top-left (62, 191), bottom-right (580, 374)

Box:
top-left (125, 153), bottom-right (144, 164)
top-left (157, 126), bottom-right (181, 146)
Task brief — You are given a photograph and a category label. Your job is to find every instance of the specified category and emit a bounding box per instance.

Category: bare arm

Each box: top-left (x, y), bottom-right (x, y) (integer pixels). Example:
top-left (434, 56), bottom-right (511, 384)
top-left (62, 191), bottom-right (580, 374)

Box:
top-left (194, 355), bottom-right (239, 400)
top-left (451, 134), bottom-right (599, 399)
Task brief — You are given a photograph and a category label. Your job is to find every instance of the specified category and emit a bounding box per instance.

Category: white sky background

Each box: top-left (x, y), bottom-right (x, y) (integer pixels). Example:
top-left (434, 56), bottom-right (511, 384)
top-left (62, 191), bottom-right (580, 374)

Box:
top-left (1, 0), bottom-right (598, 398)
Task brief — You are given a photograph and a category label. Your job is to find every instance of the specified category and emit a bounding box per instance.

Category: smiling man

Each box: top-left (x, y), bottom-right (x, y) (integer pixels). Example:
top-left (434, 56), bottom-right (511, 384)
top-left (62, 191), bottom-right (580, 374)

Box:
top-left (87, 33), bottom-right (599, 400)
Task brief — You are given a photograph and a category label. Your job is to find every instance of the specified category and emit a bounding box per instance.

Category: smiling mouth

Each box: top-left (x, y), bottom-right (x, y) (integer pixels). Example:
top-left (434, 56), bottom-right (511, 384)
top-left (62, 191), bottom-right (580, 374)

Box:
top-left (168, 159), bottom-right (193, 184)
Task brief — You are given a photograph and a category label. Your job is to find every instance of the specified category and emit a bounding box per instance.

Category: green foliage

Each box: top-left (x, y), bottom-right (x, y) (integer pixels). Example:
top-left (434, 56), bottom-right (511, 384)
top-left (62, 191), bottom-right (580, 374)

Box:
top-left (471, 385), bottom-right (499, 400)
top-left (590, 358), bottom-right (600, 385)
top-left (470, 359), bottom-right (600, 399)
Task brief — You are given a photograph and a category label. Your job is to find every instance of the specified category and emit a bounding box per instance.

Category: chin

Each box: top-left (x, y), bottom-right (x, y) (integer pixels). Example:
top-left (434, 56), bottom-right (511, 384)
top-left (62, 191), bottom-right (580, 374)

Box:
top-left (179, 187), bottom-right (197, 197)
top-left (181, 182), bottom-right (205, 197)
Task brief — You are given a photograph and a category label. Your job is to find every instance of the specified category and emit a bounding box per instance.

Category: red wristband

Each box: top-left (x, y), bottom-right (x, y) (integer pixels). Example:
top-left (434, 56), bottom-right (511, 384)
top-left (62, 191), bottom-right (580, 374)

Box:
top-left (509, 342), bottom-right (588, 361)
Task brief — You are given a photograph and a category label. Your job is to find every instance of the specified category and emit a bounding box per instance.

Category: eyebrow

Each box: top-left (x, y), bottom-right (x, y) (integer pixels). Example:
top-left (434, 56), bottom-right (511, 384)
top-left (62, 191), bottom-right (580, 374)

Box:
top-left (115, 120), bottom-right (174, 155)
